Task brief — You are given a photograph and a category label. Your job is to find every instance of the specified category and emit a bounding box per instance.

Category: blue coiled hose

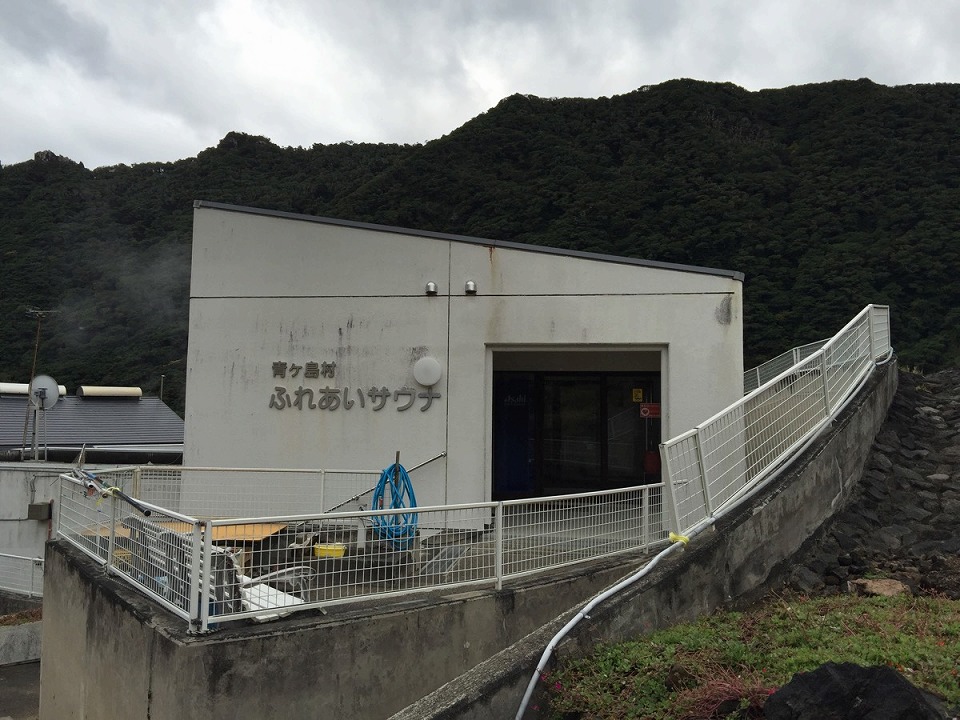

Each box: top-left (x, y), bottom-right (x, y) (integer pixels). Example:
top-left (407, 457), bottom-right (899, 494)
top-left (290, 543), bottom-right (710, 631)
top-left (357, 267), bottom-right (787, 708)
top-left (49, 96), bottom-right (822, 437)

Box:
top-left (371, 463), bottom-right (418, 549)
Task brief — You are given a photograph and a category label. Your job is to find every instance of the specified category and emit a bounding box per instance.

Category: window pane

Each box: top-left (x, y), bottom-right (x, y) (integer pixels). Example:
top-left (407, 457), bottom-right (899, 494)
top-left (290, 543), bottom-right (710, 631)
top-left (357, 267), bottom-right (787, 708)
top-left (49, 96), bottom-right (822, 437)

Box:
top-left (542, 377), bottom-right (601, 490)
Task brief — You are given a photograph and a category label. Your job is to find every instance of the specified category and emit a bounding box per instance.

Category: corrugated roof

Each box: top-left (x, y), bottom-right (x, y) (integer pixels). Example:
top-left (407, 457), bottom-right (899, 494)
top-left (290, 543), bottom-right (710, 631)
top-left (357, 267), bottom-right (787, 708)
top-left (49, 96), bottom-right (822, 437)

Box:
top-left (0, 396), bottom-right (184, 450)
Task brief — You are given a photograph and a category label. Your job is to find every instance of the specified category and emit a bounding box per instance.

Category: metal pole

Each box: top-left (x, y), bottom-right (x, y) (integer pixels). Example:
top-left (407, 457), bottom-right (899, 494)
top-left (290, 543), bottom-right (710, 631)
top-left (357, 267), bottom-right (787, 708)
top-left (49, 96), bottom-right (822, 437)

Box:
top-left (659, 444), bottom-right (683, 535)
top-left (19, 311), bottom-right (44, 461)
top-left (820, 352), bottom-right (831, 416)
top-left (317, 469), bottom-right (325, 513)
top-left (494, 502), bottom-right (504, 590)
top-left (641, 486), bottom-right (649, 549)
top-left (694, 429), bottom-right (714, 518)
top-left (106, 495), bottom-right (118, 572)
top-left (31, 406), bottom-right (39, 461)
top-left (33, 558), bottom-right (43, 598)
top-left (188, 521), bottom-right (203, 633)
top-left (199, 521), bottom-right (213, 633)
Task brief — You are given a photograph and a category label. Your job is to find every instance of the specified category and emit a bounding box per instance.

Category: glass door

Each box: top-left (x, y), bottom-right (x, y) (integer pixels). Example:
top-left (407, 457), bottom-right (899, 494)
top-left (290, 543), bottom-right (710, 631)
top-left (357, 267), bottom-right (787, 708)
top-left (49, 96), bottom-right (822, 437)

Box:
top-left (541, 376), bottom-right (603, 492)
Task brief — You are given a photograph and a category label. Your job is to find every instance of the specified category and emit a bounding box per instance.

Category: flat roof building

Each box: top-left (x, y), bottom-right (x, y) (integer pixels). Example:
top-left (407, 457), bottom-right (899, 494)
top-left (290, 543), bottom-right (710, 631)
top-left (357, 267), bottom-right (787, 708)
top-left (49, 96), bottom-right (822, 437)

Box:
top-left (185, 201), bottom-right (744, 508)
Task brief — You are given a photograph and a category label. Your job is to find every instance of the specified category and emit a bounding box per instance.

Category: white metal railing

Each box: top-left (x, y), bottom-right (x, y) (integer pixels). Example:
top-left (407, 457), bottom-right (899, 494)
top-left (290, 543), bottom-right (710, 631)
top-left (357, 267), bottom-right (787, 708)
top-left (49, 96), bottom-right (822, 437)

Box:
top-left (515, 304), bottom-right (892, 719)
top-left (0, 552), bottom-right (44, 598)
top-left (56, 468), bottom-right (666, 631)
top-left (743, 338), bottom-right (828, 394)
top-left (662, 304), bottom-right (891, 537)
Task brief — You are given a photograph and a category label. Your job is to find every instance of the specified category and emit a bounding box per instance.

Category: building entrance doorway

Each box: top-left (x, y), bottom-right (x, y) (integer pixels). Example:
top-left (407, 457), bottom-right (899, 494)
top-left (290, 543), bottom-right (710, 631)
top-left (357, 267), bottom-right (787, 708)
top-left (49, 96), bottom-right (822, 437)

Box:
top-left (493, 369), bottom-right (661, 499)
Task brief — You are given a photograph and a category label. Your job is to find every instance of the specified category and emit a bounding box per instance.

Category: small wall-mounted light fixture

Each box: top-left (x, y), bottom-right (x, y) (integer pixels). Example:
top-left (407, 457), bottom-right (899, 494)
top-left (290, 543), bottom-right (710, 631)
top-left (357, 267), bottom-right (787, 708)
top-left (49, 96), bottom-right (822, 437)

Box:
top-left (464, 280), bottom-right (478, 295)
top-left (414, 356), bottom-right (443, 386)
top-left (425, 282), bottom-right (438, 296)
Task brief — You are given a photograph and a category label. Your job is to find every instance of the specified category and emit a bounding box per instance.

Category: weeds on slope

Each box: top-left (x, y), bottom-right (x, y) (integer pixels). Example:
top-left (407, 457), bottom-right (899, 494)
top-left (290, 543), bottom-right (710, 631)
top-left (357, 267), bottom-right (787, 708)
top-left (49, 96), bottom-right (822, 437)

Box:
top-left (543, 592), bottom-right (960, 719)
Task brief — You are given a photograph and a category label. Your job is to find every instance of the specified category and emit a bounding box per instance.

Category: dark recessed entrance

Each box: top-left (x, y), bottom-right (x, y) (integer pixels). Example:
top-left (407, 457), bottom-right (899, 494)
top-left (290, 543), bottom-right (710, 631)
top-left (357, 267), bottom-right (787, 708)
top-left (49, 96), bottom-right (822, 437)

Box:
top-left (493, 370), bottom-right (661, 499)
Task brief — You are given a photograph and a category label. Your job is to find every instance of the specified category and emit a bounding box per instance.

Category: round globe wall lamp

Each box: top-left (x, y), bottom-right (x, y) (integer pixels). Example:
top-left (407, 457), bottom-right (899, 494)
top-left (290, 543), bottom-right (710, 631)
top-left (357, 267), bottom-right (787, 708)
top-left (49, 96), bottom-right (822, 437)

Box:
top-left (413, 357), bottom-right (443, 386)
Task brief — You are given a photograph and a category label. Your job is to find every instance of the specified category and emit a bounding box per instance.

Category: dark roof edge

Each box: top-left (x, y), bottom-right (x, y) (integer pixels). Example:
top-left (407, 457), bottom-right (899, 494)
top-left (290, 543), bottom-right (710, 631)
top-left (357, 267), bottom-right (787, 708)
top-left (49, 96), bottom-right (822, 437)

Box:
top-left (194, 200), bottom-right (745, 282)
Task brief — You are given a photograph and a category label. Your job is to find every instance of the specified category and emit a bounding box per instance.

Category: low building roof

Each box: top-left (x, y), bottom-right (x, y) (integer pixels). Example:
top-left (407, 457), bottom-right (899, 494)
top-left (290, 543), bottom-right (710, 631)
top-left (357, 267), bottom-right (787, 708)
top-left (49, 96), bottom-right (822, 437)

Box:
top-left (0, 395), bottom-right (184, 452)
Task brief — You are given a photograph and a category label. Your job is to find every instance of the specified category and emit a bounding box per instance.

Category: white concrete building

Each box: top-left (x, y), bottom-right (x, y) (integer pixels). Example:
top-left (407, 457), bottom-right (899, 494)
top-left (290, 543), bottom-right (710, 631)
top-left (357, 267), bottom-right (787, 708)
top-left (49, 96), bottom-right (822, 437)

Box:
top-left (185, 201), bottom-right (744, 508)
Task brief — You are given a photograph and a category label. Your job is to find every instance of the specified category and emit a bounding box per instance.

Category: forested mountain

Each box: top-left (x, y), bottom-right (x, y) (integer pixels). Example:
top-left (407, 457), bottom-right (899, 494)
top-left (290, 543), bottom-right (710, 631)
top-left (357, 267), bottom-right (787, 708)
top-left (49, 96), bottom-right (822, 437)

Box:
top-left (2, 79), bottom-right (958, 415)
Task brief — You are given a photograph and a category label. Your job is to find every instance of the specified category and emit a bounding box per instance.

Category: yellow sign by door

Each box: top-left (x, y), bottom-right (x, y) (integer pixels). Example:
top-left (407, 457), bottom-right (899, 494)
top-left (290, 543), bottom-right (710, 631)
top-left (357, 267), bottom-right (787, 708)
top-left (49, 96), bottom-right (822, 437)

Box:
top-left (631, 388), bottom-right (644, 403)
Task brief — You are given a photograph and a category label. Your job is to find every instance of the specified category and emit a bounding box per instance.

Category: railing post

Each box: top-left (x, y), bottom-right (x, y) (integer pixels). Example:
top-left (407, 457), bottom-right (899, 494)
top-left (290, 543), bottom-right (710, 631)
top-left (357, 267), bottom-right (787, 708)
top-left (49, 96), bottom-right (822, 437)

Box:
top-left (494, 502), bottom-right (504, 590)
top-left (694, 429), bottom-right (714, 518)
top-left (659, 444), bottom-right (683, 535)
top-left (55, 476), bottom-right (64, 540)
top-left (106, 494), bottom-right (118, 573)
top-left (188, 520), bottom-right (203, 633)
top-left (820, 351), bottom-right (832, 415)
top-left (640, 487), bottom-right (650, 550)
top-left (866, 304), bottom-right (878, 361)
top-left (199, 521), bottom-right (214, 633)
top-left (32, 558), bottom-right (43, 597)
top-left (133, 466), bottom-right (142, 498)
top-left (318, 469), bottom-right (325, 513)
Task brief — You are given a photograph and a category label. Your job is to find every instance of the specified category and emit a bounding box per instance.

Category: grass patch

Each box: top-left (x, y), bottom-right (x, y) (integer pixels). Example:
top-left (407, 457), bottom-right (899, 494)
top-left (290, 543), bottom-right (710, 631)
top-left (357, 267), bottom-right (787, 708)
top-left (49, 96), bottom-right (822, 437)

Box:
top-left (0, 608), bottom-right (42, 626)
top-left (543, 593), bottom-right (960, 719)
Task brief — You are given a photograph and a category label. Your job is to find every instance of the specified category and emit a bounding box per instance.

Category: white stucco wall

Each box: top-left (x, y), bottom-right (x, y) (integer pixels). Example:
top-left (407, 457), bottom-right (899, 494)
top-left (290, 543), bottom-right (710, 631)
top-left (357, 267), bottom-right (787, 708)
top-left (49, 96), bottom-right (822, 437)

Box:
top-left (0, 464), bottom-right (63, 565)
top-left (184, 204), bottom-right (743, 508)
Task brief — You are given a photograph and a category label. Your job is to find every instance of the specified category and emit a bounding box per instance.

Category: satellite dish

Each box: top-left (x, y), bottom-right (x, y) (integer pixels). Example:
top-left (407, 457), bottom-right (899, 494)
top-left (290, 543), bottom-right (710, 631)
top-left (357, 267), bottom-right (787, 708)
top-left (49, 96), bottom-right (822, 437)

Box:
top-left (30, 375), bottom-right (60, 410)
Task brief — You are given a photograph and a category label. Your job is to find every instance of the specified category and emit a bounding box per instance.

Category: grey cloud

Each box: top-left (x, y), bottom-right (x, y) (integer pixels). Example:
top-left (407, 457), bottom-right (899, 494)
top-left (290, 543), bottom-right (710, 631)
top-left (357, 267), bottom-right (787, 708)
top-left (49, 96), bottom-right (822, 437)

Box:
top-left (0, 0), bottom-right (110, 73)
top-left (2, 0), bottom-right (959, 168)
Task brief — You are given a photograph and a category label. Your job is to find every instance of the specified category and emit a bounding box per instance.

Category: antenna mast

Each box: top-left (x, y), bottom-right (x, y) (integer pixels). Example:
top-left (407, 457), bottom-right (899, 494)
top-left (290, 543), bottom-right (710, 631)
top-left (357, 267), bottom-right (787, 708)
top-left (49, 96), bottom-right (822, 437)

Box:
top-left (19, 307), bottom-right (58, 461)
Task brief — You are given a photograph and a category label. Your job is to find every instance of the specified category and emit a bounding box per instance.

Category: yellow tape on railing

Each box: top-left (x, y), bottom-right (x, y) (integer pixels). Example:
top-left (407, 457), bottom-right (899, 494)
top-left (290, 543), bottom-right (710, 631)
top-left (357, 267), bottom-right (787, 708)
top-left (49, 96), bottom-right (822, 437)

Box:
top-left (95, 486), bottom-right (122, 508)
top-left (668, 531), bottom-right (689, 545)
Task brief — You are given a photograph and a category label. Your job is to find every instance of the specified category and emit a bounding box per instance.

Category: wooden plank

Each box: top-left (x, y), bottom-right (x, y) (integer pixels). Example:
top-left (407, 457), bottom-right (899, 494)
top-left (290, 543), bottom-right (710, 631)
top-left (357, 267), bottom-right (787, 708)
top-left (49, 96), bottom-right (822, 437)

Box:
top-left (81, 521), bottom-right (288, 543)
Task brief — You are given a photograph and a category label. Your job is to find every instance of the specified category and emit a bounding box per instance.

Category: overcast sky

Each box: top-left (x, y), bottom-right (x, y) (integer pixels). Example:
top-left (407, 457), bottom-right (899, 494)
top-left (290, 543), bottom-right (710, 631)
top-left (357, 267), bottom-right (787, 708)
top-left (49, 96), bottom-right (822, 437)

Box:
top-left (2, 0), bottom-right (958, 169)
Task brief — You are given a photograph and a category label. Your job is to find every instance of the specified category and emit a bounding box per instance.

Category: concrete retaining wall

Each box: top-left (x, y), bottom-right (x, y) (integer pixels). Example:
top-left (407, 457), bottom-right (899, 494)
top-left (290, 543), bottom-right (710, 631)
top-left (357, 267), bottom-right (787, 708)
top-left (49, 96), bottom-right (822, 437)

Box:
top-left (392, 360), bottom-right (898, 719)
top-left (0, 621), bottom-right (42, 666)
top-left (0, 591), bottom-right (41, 617)
top-left (38, 361), bottom-right (896, 720)
top-left (39, 532), bottom-right (657, 719)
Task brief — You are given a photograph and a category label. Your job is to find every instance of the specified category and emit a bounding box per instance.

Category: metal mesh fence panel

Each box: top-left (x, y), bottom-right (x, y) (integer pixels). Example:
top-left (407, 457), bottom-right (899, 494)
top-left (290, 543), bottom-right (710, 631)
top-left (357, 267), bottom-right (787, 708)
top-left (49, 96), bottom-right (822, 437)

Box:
top-left (663, 305), bottom-right (890, 536)
top-left (57, 474), bottom-right (118, 564)
top-left (501, 486), bottom-right (665, 579)
top-left (202, 504), bottom-right (497, 625)
top-left (110, 508), bottom-right (200, 620)
top-left (661, 431), bottom-right (709, 534)
top-left (137, 484), bottom-right (668, 629)
top-left (0, 553), bottom-right (44, 597)
top-left (823, 317), bottom-right (873, 413)
top-left (870, 305), bottom-right (891, 358)
top-left (106, 467), bottom-right (381, 518)
top-left (743, 339), bottom-right (829, 394)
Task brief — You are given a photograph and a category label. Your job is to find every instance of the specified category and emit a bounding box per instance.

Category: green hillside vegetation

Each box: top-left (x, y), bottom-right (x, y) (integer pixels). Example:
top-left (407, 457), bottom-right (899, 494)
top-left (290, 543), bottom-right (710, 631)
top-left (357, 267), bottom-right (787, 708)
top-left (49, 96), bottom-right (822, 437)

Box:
top-left (2, 79), bottom-right (958, 415)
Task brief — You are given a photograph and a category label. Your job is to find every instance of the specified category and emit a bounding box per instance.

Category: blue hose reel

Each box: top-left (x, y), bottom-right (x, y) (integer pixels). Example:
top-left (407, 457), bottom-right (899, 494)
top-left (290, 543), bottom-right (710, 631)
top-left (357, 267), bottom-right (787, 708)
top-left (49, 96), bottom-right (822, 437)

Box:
top-left (371, 462), bottom-right (418, 549)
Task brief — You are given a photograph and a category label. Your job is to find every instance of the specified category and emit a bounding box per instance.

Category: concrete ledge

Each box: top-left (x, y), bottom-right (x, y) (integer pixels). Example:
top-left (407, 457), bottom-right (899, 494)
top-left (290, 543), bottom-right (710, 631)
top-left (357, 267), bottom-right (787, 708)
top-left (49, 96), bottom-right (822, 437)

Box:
top-left (0, 621), bottom-right (42, 666)
top-left (391, 360), bottom-right (898, 719)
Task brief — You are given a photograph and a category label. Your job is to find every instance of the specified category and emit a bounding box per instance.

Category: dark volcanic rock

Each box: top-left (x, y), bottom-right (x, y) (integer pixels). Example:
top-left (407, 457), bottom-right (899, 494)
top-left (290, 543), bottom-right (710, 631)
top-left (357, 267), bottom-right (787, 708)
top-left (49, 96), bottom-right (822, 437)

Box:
top-left (764, 662), bottom-right (949, 720)
top-left (792, 367), bottom-right (960, 599)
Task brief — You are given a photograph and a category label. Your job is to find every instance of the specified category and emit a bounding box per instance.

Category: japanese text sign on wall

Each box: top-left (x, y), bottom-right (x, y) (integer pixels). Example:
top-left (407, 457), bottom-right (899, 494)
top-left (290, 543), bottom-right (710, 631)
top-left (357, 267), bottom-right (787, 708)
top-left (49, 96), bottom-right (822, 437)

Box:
top-left (267, 359), bottom-right (441, 413)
